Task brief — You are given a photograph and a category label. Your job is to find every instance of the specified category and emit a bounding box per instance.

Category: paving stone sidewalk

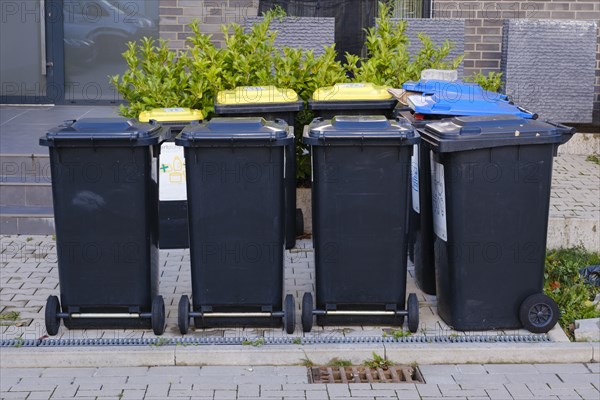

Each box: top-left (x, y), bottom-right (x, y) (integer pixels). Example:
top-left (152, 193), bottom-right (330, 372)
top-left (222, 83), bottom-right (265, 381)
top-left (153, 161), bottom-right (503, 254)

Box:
top-left (1, 236), bottom-right (553, 341)
top-left (1, 363), bottom-right (598, 399)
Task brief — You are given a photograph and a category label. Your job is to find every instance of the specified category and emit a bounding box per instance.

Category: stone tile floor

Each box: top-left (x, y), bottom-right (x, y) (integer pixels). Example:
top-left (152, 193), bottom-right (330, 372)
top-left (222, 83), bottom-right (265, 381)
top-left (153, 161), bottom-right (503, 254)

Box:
top-left (0, 236), bottom-right (563, 342)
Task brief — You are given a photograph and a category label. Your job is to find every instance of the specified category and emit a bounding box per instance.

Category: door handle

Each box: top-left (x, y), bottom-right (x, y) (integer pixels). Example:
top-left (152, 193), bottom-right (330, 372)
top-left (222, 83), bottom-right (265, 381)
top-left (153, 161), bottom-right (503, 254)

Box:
top-left (40, 0), bottom-right (47, 75)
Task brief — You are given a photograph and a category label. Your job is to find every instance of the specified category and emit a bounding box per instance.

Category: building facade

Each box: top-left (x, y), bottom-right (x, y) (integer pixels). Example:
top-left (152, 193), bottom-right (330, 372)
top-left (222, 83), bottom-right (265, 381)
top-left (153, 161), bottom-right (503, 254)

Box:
top-left (1, 0), bottom-right (598, 123)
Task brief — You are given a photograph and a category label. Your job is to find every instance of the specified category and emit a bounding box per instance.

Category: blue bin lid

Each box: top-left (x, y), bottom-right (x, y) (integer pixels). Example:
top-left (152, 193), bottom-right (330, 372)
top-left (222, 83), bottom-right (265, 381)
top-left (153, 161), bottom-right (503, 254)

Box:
top-left (303, 115), bottom-right (419, 146)
top-left (176, 117), bottom-right (292, 147)
top-left (407, 94), bottom-right (537, 119)
top-left (40, 118), bottom-right (162, 147)
top-left (403, 79), bottom-right (508, 101)
top-left (419, 115), bottom-right (575, 153)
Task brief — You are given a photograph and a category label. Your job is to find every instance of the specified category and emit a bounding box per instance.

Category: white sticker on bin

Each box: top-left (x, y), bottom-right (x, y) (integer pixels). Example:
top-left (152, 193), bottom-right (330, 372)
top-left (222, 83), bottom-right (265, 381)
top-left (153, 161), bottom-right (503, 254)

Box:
top-left (430, 151), bottom-right (447, 241)
top-left (162, 108), bottom-right (186, 113)
top-left (159, 142), bottom-right (187, 201)
top-left (411, 144), bottom-right (420, 214)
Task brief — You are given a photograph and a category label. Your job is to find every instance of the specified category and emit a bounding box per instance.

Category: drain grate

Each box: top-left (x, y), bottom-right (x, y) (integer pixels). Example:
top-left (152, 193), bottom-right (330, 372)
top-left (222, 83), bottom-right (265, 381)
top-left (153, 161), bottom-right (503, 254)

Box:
top-left (310, 365), bottom-right (424, 384)
top-left (0, 334), bottom-right (551, 348)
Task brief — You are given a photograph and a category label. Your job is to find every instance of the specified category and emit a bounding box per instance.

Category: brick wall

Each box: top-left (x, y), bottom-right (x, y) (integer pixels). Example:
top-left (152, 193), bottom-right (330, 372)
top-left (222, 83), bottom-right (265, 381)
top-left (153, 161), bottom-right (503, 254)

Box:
top-left (159, 0), bottom-right (259, 50)
top-left (432, 0), bottom-right (600, 123)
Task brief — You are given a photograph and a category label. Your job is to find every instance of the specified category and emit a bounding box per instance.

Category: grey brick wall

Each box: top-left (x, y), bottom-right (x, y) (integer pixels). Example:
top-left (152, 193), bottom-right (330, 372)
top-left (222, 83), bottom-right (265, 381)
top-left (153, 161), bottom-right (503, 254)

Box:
top-left (501, 19), bottom-right (597, 123)
top-left (393, 18), bottom-right (465, 77)
top-left (244, 17), bottom-right (335, 56)
top-left (159, 0), bottom-right (259, 49)
top-left (432, 0), bottom-right (600, 124)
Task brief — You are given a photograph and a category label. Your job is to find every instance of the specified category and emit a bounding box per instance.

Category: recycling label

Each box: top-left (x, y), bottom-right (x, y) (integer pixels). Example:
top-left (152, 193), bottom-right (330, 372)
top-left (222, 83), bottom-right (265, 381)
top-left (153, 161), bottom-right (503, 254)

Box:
top-left (430, 151), bottom-right (447, 241)
top-left (411, 144), bottom-right (420, 214)
top-left (159, 142), bottom-right (187, 201)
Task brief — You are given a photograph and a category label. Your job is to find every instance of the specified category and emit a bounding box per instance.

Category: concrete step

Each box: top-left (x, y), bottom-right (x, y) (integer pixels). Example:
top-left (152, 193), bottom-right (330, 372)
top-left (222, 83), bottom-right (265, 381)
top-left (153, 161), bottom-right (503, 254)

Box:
top-left (0, 205), bottom-right (54, 235)
top-left (0, 153), bottom-right (51, 182)
top-left (0, 176), bottom-right (53, 207)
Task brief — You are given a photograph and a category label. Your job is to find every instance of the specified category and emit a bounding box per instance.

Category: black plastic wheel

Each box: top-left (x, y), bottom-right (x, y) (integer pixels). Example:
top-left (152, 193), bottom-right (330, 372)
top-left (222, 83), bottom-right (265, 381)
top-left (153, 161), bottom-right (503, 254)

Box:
top-left (301, 292), bottom-right (313, 333)
top-left (45, 295), bottom-right (61, 336)
top-left (295, 208), bottom-right (304, 236)
top-left (178, 295), bottom-right (190, 335)
top-left (407, 293), bottom-right (419, 333)
top-left (519, 293), bottom-right (559, 333)
top-left (283, 294), bottom-right (295, 334)
top-left (151, 295), bottom-right (166, 335)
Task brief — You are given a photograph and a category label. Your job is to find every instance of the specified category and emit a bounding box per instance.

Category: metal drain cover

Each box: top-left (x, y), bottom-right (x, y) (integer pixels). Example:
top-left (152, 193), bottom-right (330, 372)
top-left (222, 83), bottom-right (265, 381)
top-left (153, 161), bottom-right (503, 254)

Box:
top-left (310, 365), bottom-right (424, 384)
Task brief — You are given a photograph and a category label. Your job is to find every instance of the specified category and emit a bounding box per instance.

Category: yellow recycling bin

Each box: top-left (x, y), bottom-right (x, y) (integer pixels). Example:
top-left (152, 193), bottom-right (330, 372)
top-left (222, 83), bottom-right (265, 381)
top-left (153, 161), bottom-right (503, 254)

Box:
top-left (139, 108), bottom-right (204, 249)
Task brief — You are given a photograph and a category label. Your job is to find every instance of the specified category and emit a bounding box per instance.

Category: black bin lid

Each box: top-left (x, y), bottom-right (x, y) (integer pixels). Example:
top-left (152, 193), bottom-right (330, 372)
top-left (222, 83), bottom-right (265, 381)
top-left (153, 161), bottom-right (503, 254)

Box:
top-left (40, 118), bottom-right (162, 147)
top-left (175, 117), bottom-right (292, 147)
top-left (419, 115), bottom-right (575, 153)
top-left (304, 115), bottom-right (419, 146)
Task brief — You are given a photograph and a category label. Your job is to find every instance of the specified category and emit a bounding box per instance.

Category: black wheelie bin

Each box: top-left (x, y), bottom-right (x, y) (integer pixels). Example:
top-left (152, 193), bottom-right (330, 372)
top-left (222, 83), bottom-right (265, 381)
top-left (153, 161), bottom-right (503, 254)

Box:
top-left (175, 118), bottom-right (296, 334)
top-left (214, 86), bottom-right (305, 249)
top-left (398, 84), bottom-right (538, 296)
top-left (418, 115), bottom-right (575, 333)
top-left (301, 116), bottom-right (420, 333)
top-left (139, 108), bottom-right (204, 249)
top-left (40, 118), bottom-right (166, 336)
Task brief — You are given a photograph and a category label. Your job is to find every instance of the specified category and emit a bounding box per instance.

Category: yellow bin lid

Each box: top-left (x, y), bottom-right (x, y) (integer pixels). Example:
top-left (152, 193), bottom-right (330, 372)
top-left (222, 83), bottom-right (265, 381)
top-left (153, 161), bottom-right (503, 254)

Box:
top-left (312, 83), bottom-right (393, 102)
top-left (216, 86), bottom-right (300, 105)
top-left (139, 108), bottom-right (204, 123)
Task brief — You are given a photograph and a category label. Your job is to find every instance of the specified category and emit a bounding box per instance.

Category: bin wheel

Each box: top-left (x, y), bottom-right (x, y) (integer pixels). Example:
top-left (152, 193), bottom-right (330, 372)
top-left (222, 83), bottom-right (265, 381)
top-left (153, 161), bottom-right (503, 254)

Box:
top-left (301, 292), bottom-right (313, 333)
top-left (519, 293), bottom-right (559, 333)
top-left (151, 296), bottom-right (166, 336)
top-left (407, 293), bottom-right (419, 333)
top-left (283, 294), bottom-right (295, 334)
top-left (178, 295), bottom-right (190, 335)
top-left (295, 208), bottom-right (304, 236)
top-left (45, 295), bottom-right (61, 336)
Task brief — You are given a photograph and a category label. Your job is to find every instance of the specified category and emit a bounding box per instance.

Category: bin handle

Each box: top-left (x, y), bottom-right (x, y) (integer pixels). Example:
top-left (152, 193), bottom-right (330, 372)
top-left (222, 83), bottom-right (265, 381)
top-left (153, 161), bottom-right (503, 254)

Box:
top-left (545, 120), bottom-right (576, 134)
top-left (517, 106), bottom-right (538, 120)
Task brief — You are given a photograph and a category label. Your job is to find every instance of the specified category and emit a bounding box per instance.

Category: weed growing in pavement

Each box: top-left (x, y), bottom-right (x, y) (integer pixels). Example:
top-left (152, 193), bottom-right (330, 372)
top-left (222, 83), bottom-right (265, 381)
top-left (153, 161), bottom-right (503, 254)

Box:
top-left (390, 329), bottom-right (412, 340)
top-left (0, 311), bottom-right (20, 321)
top-left (363, 352), bottom-right (394, 369)
top-left (292, 337), bottom-right (302, 345)
top-left (328, 358), bottom-right (352, 367)
top-left (242, 338), bottom-right (265, 347)
top-left (150, 337), bottom-right (171, 347)
top-left (585, 154), bottom-right (600, 165)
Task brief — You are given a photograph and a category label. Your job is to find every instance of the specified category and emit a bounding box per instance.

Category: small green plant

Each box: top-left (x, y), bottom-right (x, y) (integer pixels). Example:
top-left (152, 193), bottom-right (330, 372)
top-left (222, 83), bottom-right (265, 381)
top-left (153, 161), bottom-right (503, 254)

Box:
top-left (292, 337), bottom-right (302, 345)
top-left (242, 338), bottom-right (265, 347)
top-left (389, 329), bottom-right (412, 339)
top-left (363, 352), bottom-right (394, 369)
top-left (51, 235), bottom-right (56, 241)
top-left (328, 358), bottom-right (352, 367)
top-left (544, 247), bottom-right (600, 339)
top-left (151, 337), bottom-right (171, 347)
top-left (0, 311), bottom-right (20, 321)
top-left (465, 71), bottom-right (503, 93)
top-left (300, 353), bottom-right (314, 367)
top-left (26, 237), bottom-right (33, 242)
top-left (13, 335), bottom-right (24, 348)
top-left (585, 154), bottom-right (600, 165)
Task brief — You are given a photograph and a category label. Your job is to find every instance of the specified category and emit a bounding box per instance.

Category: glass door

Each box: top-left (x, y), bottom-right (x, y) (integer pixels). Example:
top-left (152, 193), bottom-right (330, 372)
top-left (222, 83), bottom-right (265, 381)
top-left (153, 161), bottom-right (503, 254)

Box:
top-left (62, 0), bottom-right (159, 103)
top-left (1, 0), bottom-right (63, 103)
